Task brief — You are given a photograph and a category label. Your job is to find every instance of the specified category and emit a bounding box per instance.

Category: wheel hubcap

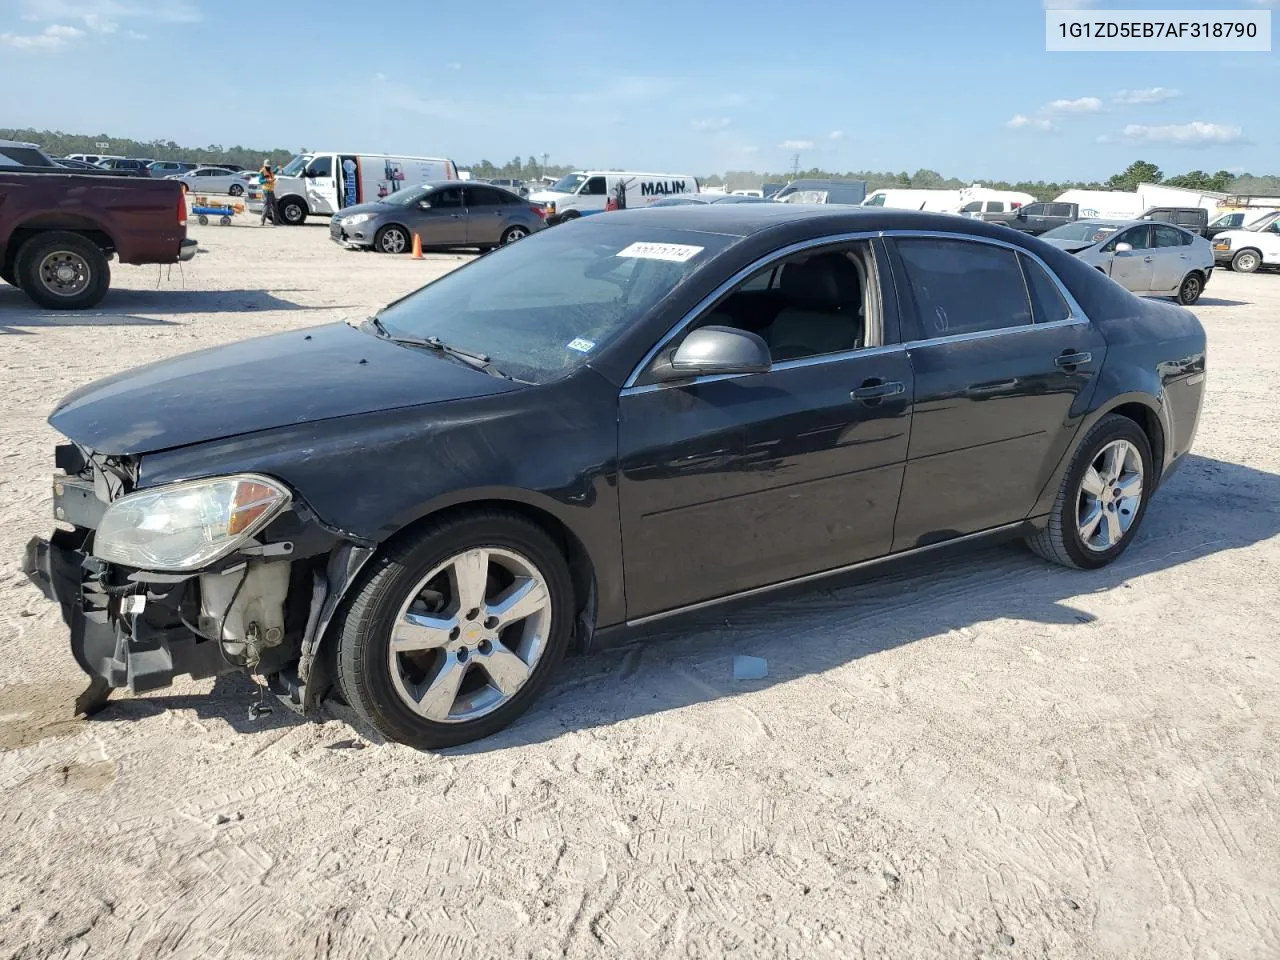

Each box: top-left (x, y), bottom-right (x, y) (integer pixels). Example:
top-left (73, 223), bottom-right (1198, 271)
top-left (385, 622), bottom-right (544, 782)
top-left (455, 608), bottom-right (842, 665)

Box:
top-left (388, 547), bottom-right (551, 723)
top-left (1183, 278), bottom-right (1199, 298)
top-left (38, 251), bottom-right (90, 297)
top-left (505, 228), bottom-right (527, 243)
top-left (383, 230), bottom-right (405, 253)
top-left (1240, 254), bottom-right (1257, 270)
top-left (1077, 439), bottom-right (1144, 552)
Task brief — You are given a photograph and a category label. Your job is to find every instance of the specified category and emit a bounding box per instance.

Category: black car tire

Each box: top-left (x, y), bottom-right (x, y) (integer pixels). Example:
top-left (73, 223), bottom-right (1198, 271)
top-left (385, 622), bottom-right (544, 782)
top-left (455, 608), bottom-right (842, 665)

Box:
top-left (1025, 414), bottom-right (1154, 570)
top-left (277, 196), bottom-right (308, 225)
top-left (334, 510), bottom-right (575, 749)
top-left (1176, 271), bottom-right (1203, 306)
top-left (1231, 249), bottom-right (1261, 274)
top-left (228, 183), bottom-right (244, 197)
top-left (374, 224), bottom-right (410, 255)
top-left (15, 232), bottom-right (111, 311)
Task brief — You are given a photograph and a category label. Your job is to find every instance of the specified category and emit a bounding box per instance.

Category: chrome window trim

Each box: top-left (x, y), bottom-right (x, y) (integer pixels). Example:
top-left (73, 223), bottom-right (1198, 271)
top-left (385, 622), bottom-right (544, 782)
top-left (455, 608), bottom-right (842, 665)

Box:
top-left (619, 228), bottom-right (1093, 396)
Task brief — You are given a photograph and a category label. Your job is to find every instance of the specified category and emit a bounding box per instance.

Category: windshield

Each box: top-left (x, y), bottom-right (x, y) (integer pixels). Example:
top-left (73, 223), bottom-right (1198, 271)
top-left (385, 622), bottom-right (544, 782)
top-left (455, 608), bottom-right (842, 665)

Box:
top-left (1041, 221), bottom-right (1124, 242)
top-left (381, 184), bottom-right (432, 206)
top-left (374, 222), bottom-right (734, 384)
top-left (550, 173), bottom-right (587, 194)
top-left (281, 154), bottom-right (311, 177)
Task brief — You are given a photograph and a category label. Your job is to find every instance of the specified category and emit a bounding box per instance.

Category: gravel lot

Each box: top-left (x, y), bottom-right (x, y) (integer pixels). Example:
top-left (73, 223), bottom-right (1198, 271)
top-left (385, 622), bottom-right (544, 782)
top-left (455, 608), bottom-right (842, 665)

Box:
top-left (1, 222), bottom-right (1277, 960)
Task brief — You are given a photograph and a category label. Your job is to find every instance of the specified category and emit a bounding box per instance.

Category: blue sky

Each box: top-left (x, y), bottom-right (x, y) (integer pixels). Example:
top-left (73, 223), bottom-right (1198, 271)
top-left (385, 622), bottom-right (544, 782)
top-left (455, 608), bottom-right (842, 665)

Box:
top-left (1, 0), bottom-right (1275, 179)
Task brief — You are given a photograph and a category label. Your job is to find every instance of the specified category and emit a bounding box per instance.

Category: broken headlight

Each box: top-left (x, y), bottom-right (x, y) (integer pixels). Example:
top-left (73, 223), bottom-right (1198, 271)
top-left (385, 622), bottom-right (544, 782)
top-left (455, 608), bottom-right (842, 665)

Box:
top-left (95, 474), bottom-right (291, 572)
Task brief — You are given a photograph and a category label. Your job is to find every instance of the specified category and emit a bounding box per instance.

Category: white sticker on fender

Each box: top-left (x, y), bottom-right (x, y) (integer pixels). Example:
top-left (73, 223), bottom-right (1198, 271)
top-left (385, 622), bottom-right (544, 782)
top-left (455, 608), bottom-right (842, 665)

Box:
top-left (616, 242), bottom-right (704, 263)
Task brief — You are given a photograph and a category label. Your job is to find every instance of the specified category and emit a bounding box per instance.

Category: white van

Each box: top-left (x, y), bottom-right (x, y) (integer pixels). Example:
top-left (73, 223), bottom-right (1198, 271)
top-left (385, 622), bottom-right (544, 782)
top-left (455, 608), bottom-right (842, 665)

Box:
top-left (862, 189), bottom-right (961, 212)
top-left (268, 151), bottom-right (459, 225)
top-left (530, 171), bottom-right (698, 224)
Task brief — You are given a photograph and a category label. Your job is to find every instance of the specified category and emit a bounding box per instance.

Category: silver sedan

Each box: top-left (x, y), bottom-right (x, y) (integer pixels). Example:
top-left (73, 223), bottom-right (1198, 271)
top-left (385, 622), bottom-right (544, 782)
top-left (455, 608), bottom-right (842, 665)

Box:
top-left (172, 166), bottom-right (254, 196)
top-left (1039, 219), bottom-right (1214, 305)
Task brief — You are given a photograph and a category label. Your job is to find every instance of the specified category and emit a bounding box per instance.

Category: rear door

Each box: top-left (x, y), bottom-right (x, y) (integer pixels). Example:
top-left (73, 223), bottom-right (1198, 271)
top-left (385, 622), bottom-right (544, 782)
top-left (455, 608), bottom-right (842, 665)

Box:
top-left (886, 235), bottom-right (1107, 549)
top-left (462, 185), bottom-right (508, 245)
top-left (1150, 224), bottom-right (1192, 292)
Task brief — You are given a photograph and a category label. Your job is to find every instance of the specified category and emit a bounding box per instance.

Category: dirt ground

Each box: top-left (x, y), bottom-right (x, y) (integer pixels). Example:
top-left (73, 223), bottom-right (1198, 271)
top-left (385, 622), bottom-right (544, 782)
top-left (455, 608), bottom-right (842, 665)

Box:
top-left (1, 221), bottom-right (1277, 960)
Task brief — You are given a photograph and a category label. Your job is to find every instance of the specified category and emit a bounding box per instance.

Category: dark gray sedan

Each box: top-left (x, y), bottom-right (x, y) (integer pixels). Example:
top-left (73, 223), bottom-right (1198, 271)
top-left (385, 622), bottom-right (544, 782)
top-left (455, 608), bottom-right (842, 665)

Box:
top-left (330, 181), bottom-right (547, 254)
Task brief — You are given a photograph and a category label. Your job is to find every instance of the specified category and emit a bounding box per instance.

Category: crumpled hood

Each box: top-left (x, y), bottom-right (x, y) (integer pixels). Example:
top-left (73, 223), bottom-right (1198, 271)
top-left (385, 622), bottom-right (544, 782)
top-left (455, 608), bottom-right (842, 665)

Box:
top-left (49, 322), bottom-right (522, 455)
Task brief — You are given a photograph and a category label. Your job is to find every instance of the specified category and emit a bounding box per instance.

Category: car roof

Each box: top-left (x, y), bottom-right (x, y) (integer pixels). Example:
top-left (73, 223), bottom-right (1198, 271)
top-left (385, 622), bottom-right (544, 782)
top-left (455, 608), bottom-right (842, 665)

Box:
top-left (600, 204), bottom-right (1023, 238)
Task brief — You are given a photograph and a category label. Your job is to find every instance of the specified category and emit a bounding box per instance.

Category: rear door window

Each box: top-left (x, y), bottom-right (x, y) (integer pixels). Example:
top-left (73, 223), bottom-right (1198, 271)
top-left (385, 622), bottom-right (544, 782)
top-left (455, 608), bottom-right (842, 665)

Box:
top-left (466, 186), bottom-right (506, 206)
top-left (1153, 225), bottom-right (1185, 248)
top-left (1021, 256), bottom-right (1072, 324)
top-left (894, 238), bottom-right (1033, 339)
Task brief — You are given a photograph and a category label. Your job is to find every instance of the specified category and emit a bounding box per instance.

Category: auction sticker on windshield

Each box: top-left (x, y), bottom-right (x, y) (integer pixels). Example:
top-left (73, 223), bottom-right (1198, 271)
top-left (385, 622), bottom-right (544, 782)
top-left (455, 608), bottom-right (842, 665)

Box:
top-left (566, 337), bottom-right (596, 353)
top-left (616, 242), bottom-right (704, 262)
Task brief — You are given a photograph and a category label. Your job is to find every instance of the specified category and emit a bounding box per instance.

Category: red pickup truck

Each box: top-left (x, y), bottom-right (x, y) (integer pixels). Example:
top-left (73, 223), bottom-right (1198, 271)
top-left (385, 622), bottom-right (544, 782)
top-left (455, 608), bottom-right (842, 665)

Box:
top-left (0, 170), bottom-right (197, 309)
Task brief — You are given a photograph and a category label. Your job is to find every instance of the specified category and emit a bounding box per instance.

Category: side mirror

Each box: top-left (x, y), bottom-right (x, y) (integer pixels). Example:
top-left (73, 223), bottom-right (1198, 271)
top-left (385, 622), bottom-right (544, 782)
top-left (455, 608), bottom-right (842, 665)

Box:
top-left (651, 326), bottom-right (771, 381)
top-left (1114, 242), bottom-right (1133, 254)
top-left (1016, 208), bottom-right (1028, 218)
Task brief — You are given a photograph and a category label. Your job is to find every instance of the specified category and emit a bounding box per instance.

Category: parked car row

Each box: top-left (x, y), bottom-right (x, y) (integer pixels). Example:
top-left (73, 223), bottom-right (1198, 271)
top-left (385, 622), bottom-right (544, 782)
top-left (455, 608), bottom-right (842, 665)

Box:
top-left (62, 155), bottom-right (249, 178)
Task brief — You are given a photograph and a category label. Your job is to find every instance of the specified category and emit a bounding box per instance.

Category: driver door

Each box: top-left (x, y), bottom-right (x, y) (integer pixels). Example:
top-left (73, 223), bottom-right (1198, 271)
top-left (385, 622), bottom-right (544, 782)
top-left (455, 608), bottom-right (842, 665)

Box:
top-left (303, 154), bottom-right (339, 215)
top-left (1103, 224), bottom-right (1155, 292)
top-left (412, 186), bottom-right (468, 247)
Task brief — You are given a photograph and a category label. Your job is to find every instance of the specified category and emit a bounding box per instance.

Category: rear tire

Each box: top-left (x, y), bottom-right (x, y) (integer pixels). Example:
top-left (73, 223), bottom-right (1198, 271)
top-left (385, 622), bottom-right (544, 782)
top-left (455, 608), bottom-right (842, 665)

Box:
top-left (501, 225), bottom-right (530, 244)
top-left (1231, 249), bottom-right (1261, 273)
top-left (228, 183), bottom-right (244, 197)
top-left (277, 196), bottom-right (308, 225)
top-left (15, 232), bottom-right (111, 310)
top-left (1025, 414), bottom-right (1154, 570)
top-left (334, 510), bottom-right (575, 749)
top-left (1176, 271), bottom-right (1203, 305)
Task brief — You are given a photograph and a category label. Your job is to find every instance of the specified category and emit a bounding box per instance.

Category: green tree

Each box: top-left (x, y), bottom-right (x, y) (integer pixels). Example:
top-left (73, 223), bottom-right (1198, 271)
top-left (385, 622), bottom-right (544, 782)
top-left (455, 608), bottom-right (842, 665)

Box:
top-left (1107, 160), bottom-right (1163, 192)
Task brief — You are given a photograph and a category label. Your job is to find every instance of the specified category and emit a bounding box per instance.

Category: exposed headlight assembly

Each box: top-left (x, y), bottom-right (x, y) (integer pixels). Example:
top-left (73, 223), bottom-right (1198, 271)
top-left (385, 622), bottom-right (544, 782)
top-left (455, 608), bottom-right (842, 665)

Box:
top-left (341, 213), bottom-right (375, 225)
top-left (1214, 238), bottom-right (1231, 250)
top-left (95, 475), bottom-right (291, 571)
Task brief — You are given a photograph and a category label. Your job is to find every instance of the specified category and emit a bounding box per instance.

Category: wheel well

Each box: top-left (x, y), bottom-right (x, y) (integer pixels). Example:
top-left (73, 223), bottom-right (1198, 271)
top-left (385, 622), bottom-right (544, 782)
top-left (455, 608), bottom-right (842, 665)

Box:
top-left (1109, 402), bottom-right (1166, 479)
top-left (8, 224), bottom-right (116, 263)
top-left (383, 499), bottom-right (597, 632)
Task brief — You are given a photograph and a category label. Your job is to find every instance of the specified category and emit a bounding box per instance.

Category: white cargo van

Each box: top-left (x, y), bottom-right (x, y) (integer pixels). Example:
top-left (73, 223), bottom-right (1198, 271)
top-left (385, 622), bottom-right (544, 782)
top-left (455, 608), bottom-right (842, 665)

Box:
top-left (861, 189), bottom-right (961, 212)
top-left (269, 151), bottom-right (459, 225)
top-left (529, 171), bottom-right (698, 224)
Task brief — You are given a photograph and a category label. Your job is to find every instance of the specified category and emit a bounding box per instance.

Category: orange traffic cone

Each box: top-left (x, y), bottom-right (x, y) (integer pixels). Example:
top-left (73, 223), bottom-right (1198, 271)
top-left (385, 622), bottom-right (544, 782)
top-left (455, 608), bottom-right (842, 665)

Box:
top-left (411, 233), bottom-right (423, 259)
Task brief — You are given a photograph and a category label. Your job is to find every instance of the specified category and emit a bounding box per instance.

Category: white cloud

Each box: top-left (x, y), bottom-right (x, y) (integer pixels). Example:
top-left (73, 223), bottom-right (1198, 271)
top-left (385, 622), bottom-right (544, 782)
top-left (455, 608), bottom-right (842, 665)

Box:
top-left (19, 0), bottom-right (201, 29)
top-left (82, 13), bottom-right (116, 32)
top-left (1046, 96), bottom-right (1103, 113)
top-left (1113, 87), bottom-right (1181, 104)
top-left (780, 139), bottom-right (815, 150)
top-left (1121, 121), bottom-right (1244, 145)
top-left (828, 130), bottom-right (844, 140)
top-left (1006, 114), bottom-right (1053, 132)
top-left (690, 117), bottom-right (731, 133)
top-left (125, 28), bottom-right (145, 38)
top-left (1044, 0), bottom-right (1096, 7)
top-left (0, 23), bottom-right (84, 49)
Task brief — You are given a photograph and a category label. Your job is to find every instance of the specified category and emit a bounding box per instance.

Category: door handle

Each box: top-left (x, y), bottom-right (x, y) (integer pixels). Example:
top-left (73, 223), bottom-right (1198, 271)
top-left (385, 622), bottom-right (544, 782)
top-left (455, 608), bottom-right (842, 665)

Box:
top-left (851, 379), bottom-right (905, 404)
top-left (1143, 256), bottom-right (1154, 262)
top-left (1055, 351), bottom-right (1092, 368)
top-left (967, 378), bottom-right (1018, 395)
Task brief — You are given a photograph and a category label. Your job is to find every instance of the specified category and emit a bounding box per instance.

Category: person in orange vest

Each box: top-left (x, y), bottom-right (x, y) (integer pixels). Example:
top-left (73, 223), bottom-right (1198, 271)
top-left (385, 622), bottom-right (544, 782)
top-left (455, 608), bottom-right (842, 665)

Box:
top-left (258, 161), bottom-right (278, 225)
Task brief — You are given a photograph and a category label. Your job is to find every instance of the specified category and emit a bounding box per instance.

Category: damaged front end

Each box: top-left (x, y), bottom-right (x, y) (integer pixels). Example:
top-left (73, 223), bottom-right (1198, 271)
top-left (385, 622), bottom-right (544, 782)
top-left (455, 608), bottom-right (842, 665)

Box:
top-left (21, 441), bottom-right (372, 716)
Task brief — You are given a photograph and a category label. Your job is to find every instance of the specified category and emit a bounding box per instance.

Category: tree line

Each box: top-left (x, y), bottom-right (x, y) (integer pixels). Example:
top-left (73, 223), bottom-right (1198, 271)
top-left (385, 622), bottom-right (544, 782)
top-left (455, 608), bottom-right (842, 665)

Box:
top-left (8, 130), bottom-right (1279, 199)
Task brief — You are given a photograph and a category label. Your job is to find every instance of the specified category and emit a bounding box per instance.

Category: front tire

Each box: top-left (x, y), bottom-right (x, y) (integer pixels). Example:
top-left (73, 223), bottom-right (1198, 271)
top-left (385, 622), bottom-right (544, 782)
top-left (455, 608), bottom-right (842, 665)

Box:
top-left (1026, 414), bottom-right (1153, 570)
top-left (1176, 271), bottom-right (1203, 305)
top-left (334, 511), bottom-right (575, 749)
top-left (374, 224), bottom-right (409, 254)
top-left (15, 232), bottom-right (111, 310)
top-left (277, 195), bottom-right (308, 225)
top-left (1231, 249), bottom-right (1261, 273)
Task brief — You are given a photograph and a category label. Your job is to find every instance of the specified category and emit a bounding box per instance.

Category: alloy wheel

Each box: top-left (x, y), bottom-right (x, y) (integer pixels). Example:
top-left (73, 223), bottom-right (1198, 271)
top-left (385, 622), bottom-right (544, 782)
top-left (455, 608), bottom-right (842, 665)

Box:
top-left (504, 226), bottom-right (528, 243)
top-left (1180, 275), bottom-right (1200, 302)
top-left (381, 229), bottom-right (407, 254)
top-left (387, 547), bottom-right (552, 723)
top-left (1077, 439), bottom-right (1144, 552)
top-left (37, 250), bottom-right (91, 298)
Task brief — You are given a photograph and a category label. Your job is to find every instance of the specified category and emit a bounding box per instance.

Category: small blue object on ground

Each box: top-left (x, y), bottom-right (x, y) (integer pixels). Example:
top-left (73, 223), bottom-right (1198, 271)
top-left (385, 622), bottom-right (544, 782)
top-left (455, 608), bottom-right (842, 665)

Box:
top-left (732, 655), bottom-right (768, 681)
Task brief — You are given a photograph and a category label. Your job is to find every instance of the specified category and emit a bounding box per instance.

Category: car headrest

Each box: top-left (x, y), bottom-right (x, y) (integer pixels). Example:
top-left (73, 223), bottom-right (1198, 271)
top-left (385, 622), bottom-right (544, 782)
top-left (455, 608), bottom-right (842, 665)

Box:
top-left (778, 254), bottom-right (861, 309)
